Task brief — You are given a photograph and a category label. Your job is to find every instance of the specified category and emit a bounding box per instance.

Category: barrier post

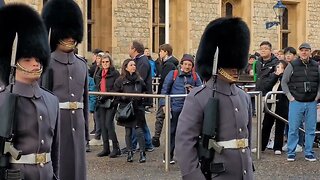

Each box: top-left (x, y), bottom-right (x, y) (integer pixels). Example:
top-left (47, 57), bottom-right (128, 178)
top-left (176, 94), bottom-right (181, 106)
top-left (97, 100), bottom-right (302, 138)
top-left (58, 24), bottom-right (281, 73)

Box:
top-left (164, 95), bottom-right (171, 171)
top-left (256, 92), bottom-right (262, 160)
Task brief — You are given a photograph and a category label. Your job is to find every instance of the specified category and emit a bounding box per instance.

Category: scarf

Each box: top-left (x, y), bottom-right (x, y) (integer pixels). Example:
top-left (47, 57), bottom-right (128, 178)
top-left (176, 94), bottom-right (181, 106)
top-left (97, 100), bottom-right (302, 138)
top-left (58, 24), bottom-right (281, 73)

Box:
top-left (100, 69), bottom-right (108, 92)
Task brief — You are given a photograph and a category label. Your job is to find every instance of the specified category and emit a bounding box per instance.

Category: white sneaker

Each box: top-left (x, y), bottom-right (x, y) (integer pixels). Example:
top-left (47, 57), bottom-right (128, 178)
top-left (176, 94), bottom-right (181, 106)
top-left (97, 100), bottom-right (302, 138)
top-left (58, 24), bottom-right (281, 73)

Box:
top-left (267, 140), bottom-right (274, 149)
top-left (89, 138), bottom-right (103, 146)
top-left (274, 150), bottom-right (281, 155)
top-left (282, 144), bottom-right (288, 151)
top-left (295, 144), bottom-right (303, 153)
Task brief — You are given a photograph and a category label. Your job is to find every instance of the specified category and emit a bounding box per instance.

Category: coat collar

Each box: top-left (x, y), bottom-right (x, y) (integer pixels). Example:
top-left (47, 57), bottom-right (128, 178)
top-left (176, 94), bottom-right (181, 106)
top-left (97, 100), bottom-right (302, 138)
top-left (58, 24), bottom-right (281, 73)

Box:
top-left (206, 77), bottom-right (238, 96)
top-left (11, 81), bottom-right (41, 98)
top-left (51, 50), bottom-right (76, 64)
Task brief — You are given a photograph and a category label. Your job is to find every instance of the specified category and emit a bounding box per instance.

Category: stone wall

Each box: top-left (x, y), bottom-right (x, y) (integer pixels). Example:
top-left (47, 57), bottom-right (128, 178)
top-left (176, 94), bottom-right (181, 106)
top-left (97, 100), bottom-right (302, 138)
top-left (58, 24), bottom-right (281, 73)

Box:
top-left (252, 0), bottom-right (279, 51)
top-left (188, 0), bottom-right (220, 55)
top-left (307, 0), bottom-right (320, 50)
top-left (112, 0), bottom-right (151, 66)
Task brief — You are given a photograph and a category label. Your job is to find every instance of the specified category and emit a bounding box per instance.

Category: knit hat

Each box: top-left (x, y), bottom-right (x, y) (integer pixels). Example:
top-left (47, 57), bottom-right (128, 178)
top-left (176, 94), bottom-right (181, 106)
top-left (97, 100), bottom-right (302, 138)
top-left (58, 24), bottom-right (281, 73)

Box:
top-left (180, 54), bottom-right (195, 66)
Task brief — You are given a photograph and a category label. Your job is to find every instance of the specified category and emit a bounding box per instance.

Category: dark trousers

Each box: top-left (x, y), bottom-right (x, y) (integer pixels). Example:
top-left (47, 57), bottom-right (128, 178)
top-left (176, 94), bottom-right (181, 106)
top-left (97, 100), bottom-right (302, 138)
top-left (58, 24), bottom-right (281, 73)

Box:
top-left (94, 111), bottom-right (101, 140)
top-left (154, 105), bottom-right (165, 138)
top-left (261, 112), bottom-right (286, 151)
top-left (126, 127), bottom-right (145, 152)
top-left (170, 111), bottom-right (181, 158)
top-left (96, 106), bottom-right (119, 147)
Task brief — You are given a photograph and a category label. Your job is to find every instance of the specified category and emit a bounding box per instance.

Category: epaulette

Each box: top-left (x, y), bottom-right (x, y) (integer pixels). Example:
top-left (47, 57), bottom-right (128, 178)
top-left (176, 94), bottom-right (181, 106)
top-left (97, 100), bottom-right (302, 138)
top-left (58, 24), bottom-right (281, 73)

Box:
top-left (40, 86), bottom-right (55, 96)
top-left (75, 54), bottom-right (88, 64)
top-left (192, 84), bottom-right (206, 96)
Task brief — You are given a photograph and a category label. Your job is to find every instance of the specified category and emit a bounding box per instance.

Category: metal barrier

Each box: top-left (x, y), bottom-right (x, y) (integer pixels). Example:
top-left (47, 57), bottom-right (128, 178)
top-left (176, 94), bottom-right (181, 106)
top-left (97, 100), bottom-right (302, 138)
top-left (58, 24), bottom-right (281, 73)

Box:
top-left (264, 91), bottom-right (320, 134)
top-left (89, 91), bottom-right (263, 167)
top-left (89, 91), bottom-right (186, 172)
top-left (247, 91), bottom-right (263, 160)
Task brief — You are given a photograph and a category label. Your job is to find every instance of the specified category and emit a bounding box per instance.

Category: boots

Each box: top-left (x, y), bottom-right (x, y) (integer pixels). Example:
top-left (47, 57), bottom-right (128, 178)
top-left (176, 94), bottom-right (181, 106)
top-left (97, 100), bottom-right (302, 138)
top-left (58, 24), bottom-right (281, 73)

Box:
top-left (109, 143), bottom-right (121, 158)
top-left (127, 151), bottom-right (133, 162)
top-left (97, 141), bottom-right (110, 157)
top-left (152, 137), bottom-right (160, 147)
top-left (139, 151), bottom-right (146, 163)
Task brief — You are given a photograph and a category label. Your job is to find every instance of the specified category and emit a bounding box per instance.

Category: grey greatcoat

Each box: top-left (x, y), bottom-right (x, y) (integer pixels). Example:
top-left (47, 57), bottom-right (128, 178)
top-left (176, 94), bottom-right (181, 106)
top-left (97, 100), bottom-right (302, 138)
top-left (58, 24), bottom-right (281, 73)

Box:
top-left (175, 78), bottom-right (254, 180)
top-left (0, 81), bottom-right (60, 180)
top-left (41, 51), bottom-right (88, 180)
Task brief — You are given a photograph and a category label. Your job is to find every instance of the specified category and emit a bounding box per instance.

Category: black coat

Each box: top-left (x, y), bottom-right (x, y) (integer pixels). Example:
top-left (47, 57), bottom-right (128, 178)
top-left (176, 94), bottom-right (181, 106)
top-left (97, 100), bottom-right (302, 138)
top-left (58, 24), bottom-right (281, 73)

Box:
top-left (114, 73), bottom-right (147, 127)
top-left (158, 56), bottom-right (179, 94)
top-left (255, 54), bottom-right (278, 95)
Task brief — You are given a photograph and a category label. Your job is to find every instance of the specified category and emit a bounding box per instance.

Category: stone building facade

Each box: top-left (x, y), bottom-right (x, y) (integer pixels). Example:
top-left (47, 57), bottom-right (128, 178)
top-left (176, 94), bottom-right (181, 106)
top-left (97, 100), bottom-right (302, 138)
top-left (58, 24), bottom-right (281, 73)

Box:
top-left (3, 0), bottom-right (320, 65)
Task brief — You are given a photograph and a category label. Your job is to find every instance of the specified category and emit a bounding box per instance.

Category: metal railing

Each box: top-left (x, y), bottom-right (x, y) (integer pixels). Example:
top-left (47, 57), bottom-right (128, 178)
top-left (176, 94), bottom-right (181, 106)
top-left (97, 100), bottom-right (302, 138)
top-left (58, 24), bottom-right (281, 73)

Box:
top-left (89, 91), bottom-right (186, 171)
top-left (247, 91), bottom-right (263, 160)
top-left (264, 91), bottom-right (320, 134)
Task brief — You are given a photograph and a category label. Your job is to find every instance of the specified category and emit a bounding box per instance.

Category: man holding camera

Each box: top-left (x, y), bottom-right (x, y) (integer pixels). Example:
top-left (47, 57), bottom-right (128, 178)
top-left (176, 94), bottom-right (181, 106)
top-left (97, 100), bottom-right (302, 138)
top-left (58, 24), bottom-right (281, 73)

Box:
top-left (159, 54), bottom-right (202, 163)
top-left (281, 43), bottom-right (320, 162)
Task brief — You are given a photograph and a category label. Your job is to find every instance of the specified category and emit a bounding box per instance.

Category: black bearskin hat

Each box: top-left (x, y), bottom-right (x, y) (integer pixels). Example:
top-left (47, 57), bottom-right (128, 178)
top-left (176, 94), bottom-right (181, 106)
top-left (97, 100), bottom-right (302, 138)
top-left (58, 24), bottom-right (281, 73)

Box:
top-left (0, 4), bottom-right (50, 86)
top-left (42, 0), bottom-right (83, 51)
top-left (195, 17), bottom-right (250, 81)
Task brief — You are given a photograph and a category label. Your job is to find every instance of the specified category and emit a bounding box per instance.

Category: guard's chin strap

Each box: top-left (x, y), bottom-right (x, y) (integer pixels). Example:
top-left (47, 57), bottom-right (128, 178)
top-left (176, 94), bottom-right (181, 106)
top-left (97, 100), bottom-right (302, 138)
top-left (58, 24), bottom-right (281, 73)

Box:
top-left (218, 68), bottom-right (237, 83)
top-left (16, 62), bottom-right (43, 76)
top-left (59, 40), bottom-right (77, 50)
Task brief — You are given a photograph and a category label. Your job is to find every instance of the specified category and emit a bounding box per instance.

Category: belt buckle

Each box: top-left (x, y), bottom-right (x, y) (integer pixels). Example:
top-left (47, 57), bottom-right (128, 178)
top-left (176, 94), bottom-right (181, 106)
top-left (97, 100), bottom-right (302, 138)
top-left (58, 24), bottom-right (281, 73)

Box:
top-left (35, 153), bottom-right (46, 164)
top-left (69, 102), bottom-right (78, 109)
top-left (236, 139), bottom-right (246, 148)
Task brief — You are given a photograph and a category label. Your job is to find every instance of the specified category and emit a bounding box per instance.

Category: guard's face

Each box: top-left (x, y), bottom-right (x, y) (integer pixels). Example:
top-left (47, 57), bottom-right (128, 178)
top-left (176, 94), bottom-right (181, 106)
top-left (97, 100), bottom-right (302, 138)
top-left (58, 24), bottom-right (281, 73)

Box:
top-left (299, 48), bottom-right (311, 60)
top-left (101, 57), bottom-right (110, 69)
top-left (125, 60), bottom-right (136, 74)
top-left (57, 37), bottom-right (77, 53)
top-left (181, 61), bottom-right (193, 73)
top-left (16, 57), bottom-right (42, 83)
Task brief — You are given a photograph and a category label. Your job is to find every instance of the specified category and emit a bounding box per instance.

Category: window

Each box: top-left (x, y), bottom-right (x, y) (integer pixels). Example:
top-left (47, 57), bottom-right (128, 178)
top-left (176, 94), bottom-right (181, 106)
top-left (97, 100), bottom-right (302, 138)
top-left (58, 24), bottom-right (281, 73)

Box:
top-left (226, 2), bottom-right (233, 17)
top-left (281, 8), bottom-right (289, 49)
top-left (152, 0), bottom-right (166, 53)
top-left (87, 0), bottom-right (93, 51)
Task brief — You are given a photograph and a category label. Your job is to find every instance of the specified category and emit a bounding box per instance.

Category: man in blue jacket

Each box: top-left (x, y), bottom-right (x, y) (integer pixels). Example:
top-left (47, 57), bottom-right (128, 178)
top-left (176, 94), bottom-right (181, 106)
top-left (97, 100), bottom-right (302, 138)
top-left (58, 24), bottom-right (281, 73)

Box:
top-left (160, 54), bottom-right (202, 163)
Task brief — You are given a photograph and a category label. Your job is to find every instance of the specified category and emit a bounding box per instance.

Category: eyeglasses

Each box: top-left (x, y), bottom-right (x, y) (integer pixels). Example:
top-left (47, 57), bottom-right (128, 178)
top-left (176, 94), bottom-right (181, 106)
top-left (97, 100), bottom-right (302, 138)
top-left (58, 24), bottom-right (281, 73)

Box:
top-left (102, 61), bottom-right (110, 63)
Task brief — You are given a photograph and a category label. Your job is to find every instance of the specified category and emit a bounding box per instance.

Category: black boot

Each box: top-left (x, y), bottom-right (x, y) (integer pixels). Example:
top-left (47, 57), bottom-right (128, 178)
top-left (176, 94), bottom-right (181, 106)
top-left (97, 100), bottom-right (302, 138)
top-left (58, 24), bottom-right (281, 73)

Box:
top-left (152, 137), bottom-right (160, 147)
top-left (139, 151), bottom-right (146, 163)
top-left (127, 151), bottom-right (133, 162)
top-left (109, 143), bottom-right (121, 158)
top-left (97, 141), bottom-right (110, 157)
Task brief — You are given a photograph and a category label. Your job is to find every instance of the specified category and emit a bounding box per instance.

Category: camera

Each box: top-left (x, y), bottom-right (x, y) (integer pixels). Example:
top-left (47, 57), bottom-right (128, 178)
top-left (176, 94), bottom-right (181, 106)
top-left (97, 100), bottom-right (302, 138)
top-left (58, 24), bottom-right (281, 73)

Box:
top-left (304, 82), bottom-right (311, 93)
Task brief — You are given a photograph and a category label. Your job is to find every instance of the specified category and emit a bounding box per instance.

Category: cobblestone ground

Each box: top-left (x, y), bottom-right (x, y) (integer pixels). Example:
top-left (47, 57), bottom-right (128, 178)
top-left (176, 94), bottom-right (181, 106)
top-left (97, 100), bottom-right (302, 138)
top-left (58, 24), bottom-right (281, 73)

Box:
top-left (87, 109), bottom-right (320, 180)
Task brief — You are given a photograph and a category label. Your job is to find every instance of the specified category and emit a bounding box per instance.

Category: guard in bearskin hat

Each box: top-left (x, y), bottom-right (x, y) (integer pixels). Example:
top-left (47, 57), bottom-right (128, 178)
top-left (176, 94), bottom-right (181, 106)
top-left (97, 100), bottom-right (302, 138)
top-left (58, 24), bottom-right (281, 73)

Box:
top-left (0, 3), bottom-right (60, 180)
top-left (175, 17), bottom-right (254, 180)
top-left (41, 0), bottom-right (88, 180)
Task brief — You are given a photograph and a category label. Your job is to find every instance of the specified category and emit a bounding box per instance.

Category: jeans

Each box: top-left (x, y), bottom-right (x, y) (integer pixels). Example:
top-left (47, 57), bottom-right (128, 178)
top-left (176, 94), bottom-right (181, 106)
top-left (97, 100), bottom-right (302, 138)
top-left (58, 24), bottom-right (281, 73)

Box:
top-left (132, 123), bottom-right (154, 149)
top-left (284, 123), bottom-right (304, 146)
top-left (287, 101), bottom-right (317, 156)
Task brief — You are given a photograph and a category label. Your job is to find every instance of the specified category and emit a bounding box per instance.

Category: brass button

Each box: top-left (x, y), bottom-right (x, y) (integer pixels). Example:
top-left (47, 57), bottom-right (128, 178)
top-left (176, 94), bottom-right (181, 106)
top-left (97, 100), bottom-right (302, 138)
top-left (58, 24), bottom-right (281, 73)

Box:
top-left (39, 115), bottom-right (42, 121)
top-left (242, 149), bottom-right (246, 153)
top-left (235, 108), bottom-right (239, 112)
top-left (71, 93), bottom-right (75, 97)
top-left (69, 76), bottom-right (73, 80)
top-left (40, 163), bottom-right (44, 167)
top-left (41, 140), bottom-right (44, 144)
top-left (243, 170), bottom-right (247, 175)
top-left (239, 128), bottom-right (242, 132)
top-left (72, 110), bottom-right (75, 114)
top-left (72, 128), bottom-right (75, 131)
